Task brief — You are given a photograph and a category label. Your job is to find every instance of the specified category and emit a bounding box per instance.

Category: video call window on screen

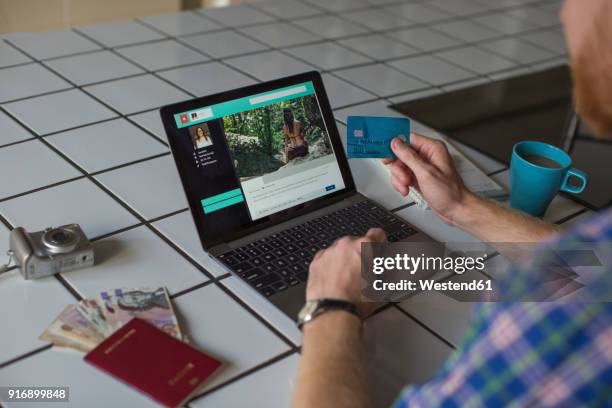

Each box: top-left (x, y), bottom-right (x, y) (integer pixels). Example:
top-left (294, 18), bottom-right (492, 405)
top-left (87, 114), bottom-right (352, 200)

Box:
top-left (172, 81), bottom-right (346, 223)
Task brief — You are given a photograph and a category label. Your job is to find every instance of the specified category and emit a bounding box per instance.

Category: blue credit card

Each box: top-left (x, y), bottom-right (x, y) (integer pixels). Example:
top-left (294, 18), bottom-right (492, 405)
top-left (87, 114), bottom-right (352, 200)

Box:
top-left (346, 116), bottom-right (411, 158)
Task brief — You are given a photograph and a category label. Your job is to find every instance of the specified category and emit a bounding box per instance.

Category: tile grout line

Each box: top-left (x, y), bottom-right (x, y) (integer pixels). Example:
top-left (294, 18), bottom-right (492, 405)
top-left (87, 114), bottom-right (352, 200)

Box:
top-left (85, 151), bottom-right (171, 175)
top-left (365, 302), bottom-right (396, 320)
top-left (390, 202), bottom-right (417, 213)
top-left (0, 344), bottom-right (53, 370)
top-left (188, 348), bottom-right (299, 404)
top-left (554, 207), bottom-right (589, 225)
top-left (0, 36), bottom-right (32, 66)
top-left (393, 304), bottom-right (457, 350)
top-left (168, 278), bottom-right (219, 299)
top-left (54, 274), bottom-right (84, 301)
top-left (0, 211), bottom-right (13, 230)
top-left (0, 85), bottom-right (75, 106)
top-left (212, 277), bottom-right (298, 348)
top-left (0, 173), bottom-right (86, 205)
top-left (488, 167), bottom-right (509, 177)
top-left (88, 222), bottom-right (145, 243)
top-left (0, 136), bottom-right (38, 150)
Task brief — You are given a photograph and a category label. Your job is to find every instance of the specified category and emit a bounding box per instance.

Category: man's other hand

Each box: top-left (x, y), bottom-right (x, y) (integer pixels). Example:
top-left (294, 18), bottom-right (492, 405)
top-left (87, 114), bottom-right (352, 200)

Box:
top-left (383, 132), bottom-right (471, 226)
top-left (306, 228), bottom-right (386, 314)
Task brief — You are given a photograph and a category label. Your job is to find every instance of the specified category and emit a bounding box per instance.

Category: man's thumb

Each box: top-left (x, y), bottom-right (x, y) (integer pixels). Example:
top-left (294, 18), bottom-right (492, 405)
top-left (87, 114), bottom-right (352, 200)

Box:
top-left (391, 137), bottom-right (428, 176)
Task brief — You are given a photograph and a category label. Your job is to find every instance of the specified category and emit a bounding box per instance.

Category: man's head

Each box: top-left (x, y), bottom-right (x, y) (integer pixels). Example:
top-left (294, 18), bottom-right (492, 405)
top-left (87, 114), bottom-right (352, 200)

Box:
top-left (561, 0), bottom-right (612, 138)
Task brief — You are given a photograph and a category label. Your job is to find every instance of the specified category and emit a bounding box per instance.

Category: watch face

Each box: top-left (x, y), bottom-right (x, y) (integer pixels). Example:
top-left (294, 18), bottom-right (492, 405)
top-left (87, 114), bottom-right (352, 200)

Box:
top-left (298, 300), bottom-right (319, 322)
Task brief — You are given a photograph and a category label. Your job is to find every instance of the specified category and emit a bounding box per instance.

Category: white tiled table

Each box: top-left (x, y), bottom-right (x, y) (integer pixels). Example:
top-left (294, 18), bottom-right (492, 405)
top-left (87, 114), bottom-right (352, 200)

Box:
top-left (0, 0), bottom-right (585, 406)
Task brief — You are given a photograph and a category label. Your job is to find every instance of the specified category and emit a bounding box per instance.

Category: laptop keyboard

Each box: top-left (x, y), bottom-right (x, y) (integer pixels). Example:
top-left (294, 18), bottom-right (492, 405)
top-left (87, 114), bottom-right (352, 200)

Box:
top-left (218, 200), bottom-right (417, 298)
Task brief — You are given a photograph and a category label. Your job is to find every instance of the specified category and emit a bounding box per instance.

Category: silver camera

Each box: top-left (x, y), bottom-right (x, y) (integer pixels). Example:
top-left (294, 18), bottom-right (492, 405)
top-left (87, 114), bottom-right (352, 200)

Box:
top-left (9, 224), bottom-right (94, 280)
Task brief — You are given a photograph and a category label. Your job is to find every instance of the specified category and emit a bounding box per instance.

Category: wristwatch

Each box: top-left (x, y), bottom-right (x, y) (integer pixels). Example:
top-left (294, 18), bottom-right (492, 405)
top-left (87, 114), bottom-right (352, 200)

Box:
top-left (297, 299), bottom-right (361, 330)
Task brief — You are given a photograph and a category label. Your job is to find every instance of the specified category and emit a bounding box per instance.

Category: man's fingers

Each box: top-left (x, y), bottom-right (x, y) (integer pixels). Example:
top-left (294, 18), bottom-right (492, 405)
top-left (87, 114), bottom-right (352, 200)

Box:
top-left (391, 162), bottom-right (413, 186)
top-left (344, 228), bottom-right (387, 246)
top-left (406, 132), bottom-right (437, 154)
top-left (362, 228), bottom-right (387, 243)
top-left (312, 248), bottom-right (326, 262)
top-left (392, 174), bottom-right (409, 196)
top-left (391, 136), bottom-right (432, 179)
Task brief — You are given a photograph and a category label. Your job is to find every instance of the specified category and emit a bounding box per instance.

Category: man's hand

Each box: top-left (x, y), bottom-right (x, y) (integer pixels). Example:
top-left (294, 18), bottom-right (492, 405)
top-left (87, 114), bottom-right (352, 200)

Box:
top-left (306, 228), bottom-right (386, 315)
top-left (383, 132), bottom-right (559, 247)
top-left (296, 230), bottom-right (383, 408)
top-left (382, 132), bottom-right (471, 226)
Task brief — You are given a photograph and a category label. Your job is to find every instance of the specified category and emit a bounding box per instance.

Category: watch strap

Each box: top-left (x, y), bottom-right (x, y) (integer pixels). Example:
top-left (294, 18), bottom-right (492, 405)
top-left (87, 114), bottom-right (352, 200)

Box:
top-left (297, 298), bottom-right (361, 330)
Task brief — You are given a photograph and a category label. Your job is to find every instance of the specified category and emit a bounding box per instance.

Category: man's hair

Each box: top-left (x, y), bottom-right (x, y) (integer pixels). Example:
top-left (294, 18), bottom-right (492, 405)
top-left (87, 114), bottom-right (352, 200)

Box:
top-left (572, 1), bottom-right (612, 137)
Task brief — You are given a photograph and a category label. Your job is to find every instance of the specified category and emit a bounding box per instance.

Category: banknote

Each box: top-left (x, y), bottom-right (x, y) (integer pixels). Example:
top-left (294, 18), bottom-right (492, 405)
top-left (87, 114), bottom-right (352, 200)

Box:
top-left (347, 116), bottom-right (411, 159)
top-left (96, 287), bottom-right (183, 340)
top-left (39, 305), bottom-right (100, 352)
top-left (77, 299), bottom-right (113, 337)
top-left (40, 287), bottom-right (184, 353)
top-left (59, 304), bottom-right (106, 342)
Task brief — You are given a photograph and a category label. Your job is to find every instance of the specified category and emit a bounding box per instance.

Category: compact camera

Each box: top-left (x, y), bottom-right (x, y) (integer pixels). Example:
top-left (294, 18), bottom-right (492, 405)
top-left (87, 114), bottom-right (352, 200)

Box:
top-left (9, 224), bottom-right (94, 280)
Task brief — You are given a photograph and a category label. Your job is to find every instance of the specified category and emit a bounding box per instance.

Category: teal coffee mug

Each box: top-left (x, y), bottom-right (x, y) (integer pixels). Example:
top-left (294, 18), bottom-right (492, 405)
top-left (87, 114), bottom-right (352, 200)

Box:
top-left (510, 141), bottom-right (588, 217)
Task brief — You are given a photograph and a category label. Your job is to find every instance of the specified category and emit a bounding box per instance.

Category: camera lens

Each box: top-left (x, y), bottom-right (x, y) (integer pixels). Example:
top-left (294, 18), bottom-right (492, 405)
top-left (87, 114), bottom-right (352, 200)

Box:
top-left (42, 227), bottom-right (79, 254)
top-left (51, 231), bottom-right (70, 243)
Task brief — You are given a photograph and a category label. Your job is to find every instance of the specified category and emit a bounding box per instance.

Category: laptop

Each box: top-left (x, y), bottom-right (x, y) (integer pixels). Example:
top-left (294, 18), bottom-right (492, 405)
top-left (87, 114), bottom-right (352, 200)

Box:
top-left (160, 71), bottom-right (432, 318)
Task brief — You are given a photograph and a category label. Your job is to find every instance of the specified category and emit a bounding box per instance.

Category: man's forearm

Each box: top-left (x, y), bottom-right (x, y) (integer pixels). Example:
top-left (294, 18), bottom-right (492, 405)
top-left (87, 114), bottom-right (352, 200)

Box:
top-left (452, 192), bottom-right (560, 254)
top-left (293, 312), bottom-right (371, 408)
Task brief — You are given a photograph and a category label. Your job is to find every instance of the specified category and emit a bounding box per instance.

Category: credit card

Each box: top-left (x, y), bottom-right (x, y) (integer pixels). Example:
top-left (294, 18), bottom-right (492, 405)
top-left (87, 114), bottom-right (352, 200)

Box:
top-left (346, 116), bottom-right (411, 158)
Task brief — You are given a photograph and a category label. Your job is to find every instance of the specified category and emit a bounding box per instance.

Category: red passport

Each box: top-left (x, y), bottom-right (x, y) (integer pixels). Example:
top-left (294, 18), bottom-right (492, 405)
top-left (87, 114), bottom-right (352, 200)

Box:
top-left (84, 318), bottom-right (221, 407)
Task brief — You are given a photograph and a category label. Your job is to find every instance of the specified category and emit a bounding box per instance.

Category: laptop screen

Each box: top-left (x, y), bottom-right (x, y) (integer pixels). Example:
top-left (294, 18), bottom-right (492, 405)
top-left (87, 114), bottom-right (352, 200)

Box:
top-left (167, 79), bottom-right (347, 245)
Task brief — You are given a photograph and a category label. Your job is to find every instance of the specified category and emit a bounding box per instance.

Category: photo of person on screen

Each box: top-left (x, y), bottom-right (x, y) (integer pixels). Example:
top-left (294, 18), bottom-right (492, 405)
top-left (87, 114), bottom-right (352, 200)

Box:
top-left (222, 95), bottom-right (333, 181)
top-left (283, 107), bottom-right (309, 163)
top-left (190, 124), bottom-right (213, 150)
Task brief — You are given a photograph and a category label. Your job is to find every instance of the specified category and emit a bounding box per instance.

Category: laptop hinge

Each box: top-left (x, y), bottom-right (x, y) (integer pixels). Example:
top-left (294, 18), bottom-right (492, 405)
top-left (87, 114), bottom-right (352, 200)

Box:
top-left (209, 243), bottom-right (231, 257)
top-left (207, 192), bottom-right (368, 257)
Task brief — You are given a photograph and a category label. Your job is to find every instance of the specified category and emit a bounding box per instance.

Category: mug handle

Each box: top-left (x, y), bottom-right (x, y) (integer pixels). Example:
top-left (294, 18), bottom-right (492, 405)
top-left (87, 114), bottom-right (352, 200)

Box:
top-left (561, 168), bottom-right (588, 194)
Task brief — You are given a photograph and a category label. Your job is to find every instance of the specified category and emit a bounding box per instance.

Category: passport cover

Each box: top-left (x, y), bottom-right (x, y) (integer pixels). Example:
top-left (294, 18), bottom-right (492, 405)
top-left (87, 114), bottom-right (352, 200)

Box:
top-left (347, 116), bottom-right (411, 158)
top-left (84, 318), bottom-right (221, 408)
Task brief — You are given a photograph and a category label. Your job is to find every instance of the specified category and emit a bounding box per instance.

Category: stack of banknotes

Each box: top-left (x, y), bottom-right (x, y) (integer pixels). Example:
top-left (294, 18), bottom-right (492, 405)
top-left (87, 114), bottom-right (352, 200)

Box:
top-left (40, 287), bottom-right (183, 352)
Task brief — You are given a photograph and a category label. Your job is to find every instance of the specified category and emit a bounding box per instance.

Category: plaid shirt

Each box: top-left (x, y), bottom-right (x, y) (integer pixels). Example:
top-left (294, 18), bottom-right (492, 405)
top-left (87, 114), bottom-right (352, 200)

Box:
top-left (393, 209), bottom-right (612, 408)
